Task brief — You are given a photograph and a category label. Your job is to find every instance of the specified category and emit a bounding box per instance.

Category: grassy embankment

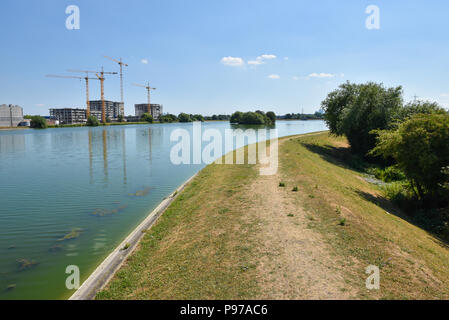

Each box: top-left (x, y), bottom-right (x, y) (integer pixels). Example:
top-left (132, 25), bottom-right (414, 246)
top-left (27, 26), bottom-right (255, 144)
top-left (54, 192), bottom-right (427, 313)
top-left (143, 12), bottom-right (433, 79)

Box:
top-left (97, 132), bottom-right (449, 300)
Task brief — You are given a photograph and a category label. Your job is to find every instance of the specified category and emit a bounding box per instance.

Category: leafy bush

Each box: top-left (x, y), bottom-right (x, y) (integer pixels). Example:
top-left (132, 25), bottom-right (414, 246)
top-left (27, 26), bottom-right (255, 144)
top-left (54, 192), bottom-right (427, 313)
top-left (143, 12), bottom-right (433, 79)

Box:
top-left (160, 114), bottom-right (178, 123)
top-left (141, 113), bottom-right (153, 123)
top-left (191, 114), bottom-right (204, 122)
top-left (374, 165), bottom-right (406, 182)
top-left (230, 111), bottom-right (243, 124)
top-left (30, 116), bottom-right (47, 129)
top-left (372, 113), bottom-right (449, 203)
top-left (86, 115), bottom-right (100, 126)
top-left (178, 113), bottom-right (192, 123)
top-left (393, 100), bottom-right (446, 124)
top-left (321, 81), bottom-right (403, 157)
top-left (230, 111), bottom-right (276, 125)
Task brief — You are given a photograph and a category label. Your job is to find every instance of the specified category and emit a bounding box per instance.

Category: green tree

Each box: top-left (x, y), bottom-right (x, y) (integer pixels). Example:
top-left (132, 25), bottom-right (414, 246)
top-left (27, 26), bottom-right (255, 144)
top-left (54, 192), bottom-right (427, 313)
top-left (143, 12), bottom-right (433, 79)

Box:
top-left (266, 111), bottom-right (276, 125)
top-left (371, 113), bottom-right (449, 201)
top-left (118, 114), bottom-right (125, 123)
top-left (30, 116), bottom-right (47, 129)
top-left (393, 100), bottom-right (446, 124)
top-left (141, 113), bottom-right (153, 123)
top-left (86, 115), bottom-right (100, 126)
top-left (322, 81), bottom-right (403, 156)
top-left (241, 112), bottom-right (265, 124)
top-left (192, 114), bottom-right (204, 122)
top-left (178, 113), bottom-right (192, 123)
top-left (230, 111), bottom-right (243, 123)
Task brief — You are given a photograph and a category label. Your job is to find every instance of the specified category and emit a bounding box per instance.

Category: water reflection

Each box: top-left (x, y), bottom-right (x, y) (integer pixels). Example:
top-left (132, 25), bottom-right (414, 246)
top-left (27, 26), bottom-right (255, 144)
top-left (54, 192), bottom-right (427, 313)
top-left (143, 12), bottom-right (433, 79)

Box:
top-left (0, 134), bottom-right (25, 154)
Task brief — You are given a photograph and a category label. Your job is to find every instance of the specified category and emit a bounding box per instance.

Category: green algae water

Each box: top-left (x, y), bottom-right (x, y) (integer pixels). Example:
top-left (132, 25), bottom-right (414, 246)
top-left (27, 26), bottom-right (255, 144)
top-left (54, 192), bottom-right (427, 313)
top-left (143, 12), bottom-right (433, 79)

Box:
top-left (0, 121), bottom-right (327, 299)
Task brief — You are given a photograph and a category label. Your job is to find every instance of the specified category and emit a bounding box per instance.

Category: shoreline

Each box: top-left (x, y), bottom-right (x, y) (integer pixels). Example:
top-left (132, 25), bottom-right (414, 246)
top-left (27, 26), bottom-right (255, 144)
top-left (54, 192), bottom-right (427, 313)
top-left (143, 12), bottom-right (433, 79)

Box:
top-left (69, 129), bottom-right (327, 300)
top-left (69, 173), bottom-right (198, 300)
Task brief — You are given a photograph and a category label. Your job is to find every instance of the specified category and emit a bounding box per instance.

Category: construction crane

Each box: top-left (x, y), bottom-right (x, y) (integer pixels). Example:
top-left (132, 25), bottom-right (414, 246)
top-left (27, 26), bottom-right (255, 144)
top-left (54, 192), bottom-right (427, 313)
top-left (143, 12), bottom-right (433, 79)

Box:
top-left (104, 56), bottom-right (128, 104)
top-left (67, 68), bottom-right (117, 123)
top-left (133, 82), bottom-right (156, 115)
top-left (46, 74), bottom-right (99, 117)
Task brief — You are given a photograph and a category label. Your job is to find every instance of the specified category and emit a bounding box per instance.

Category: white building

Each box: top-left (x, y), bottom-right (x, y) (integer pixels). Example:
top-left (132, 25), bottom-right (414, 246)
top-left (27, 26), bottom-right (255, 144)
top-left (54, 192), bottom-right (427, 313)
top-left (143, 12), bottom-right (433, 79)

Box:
top-left (0, 104), bottom-right (24, 127)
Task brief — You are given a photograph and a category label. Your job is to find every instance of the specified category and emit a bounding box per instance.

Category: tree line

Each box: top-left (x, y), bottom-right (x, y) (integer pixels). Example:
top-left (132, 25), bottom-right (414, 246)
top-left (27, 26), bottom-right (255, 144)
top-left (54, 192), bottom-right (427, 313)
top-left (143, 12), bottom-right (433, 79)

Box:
top-left (321, 81), bottom-right (449, 210)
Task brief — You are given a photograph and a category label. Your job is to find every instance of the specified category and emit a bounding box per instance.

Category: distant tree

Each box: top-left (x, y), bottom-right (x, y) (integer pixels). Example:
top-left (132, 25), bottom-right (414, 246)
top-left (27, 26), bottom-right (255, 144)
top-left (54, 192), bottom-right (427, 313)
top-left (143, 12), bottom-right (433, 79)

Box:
top-left (30, 116), bottom-right (47, 129)
top-left (371, 113), bottom-right (449, 201)
top-left (118, 114), bottom-right (125, 123)
top-left (191, 114), bottom-right (204, 122)
top-left (141, 113), bottom-right (153, 123)
top-left (322, 81), bottom-right (403, 157)
top-left (160, 114), bottom-right (178, 123)
top-left (266, 111), bottom-right (276, 124)
top-left (241, 112), bottom-right (265, 125)
top-left (86, 115), bottom-right (100, 126)
top-left (393, 100), bottom-right (447, 124)
top-left (230, 111), bottom-right (243, 124)
top-left (178, 113), bottom-right (192, 122)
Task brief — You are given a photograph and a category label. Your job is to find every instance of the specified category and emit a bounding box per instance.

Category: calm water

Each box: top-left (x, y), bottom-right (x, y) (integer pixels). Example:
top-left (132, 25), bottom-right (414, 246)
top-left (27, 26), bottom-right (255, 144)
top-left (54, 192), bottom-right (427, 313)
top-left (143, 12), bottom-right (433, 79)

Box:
top-left (0, 120), bottom-right (327, 299)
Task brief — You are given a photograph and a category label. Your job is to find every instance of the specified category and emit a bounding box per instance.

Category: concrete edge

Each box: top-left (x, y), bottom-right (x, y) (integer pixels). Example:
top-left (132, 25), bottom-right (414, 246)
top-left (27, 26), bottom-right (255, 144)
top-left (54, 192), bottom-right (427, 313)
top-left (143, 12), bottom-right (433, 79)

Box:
top-left (69, 173), bottom-right (199, 300)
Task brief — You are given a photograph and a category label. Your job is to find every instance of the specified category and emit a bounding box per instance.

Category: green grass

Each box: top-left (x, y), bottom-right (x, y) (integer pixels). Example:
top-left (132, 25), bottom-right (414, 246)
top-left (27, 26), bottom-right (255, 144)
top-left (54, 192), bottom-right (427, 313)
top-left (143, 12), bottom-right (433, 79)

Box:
top-left (279, 133), bottom-right (449, 299)
top-left (97, 146), bottom-right (261, 300)
top-left (97, 132), bottom-right (449, 300)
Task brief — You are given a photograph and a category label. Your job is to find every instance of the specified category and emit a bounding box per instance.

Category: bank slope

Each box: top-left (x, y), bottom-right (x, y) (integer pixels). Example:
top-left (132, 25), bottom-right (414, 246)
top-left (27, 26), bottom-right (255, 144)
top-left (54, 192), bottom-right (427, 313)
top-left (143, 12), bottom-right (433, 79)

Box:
top-left (97, 132), bottom-right (449, 299)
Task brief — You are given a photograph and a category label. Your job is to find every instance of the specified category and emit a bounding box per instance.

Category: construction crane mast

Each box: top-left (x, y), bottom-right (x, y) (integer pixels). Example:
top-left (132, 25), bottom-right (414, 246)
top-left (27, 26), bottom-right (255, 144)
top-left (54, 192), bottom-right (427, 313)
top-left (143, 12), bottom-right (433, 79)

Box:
top-left (67, 68), bottom-right (117, 123)
top-left (46, 74), bottom-right (99, 118)
top-left (104, 56), bottom-right (128, 104)
top-left (133, 82), bottom-right (156, 115)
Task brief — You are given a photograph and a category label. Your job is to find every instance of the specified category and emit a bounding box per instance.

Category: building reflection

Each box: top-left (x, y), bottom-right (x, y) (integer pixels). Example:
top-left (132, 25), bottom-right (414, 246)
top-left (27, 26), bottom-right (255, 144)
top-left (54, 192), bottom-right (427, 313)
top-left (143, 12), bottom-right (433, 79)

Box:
top-left (88, 127), bottom-right (129, 185)
top-left (0, 134), bottom-right (26, 154)
top-left (121, 128), bottom-right (127, 185)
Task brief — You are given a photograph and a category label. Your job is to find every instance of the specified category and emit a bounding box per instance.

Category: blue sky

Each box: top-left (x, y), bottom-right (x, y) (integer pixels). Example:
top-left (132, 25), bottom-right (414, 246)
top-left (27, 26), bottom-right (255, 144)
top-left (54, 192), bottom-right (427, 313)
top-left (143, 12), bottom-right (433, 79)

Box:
top-left (0, 0), bottom-right (448, 116)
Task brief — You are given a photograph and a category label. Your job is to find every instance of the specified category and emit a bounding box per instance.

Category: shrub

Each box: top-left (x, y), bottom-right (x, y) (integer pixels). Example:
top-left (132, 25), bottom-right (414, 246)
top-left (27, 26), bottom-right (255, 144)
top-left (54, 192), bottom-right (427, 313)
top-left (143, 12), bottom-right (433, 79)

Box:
top-left (86, 115), bottom-right (100, 126)
top-left (266, 111), bottom-right (276, 125)
top-left (178, 113), bottom-right (192, 123)
top-left (374, 165), bottom-right (406, 182)
top-left (371, 113), bottom-right (449, 203)
top-left (160, 114), bottom-right (178, 123)
top-left (141, 113), bottom-right (153, 123)
top-left (230, 111), bottom-right (243, 124)
top-left (30, 116), bottom-right (47, 129)
top-left (321, 81), bottom-right (403, 157)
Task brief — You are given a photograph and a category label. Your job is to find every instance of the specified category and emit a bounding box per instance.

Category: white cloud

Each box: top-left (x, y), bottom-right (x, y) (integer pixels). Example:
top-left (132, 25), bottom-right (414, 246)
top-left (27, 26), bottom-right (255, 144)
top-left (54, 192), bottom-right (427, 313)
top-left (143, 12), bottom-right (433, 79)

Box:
top-left (284, 57), bottom-right (289, 61)
top-left (221, 56), bottom-right (245, 67)
top-left (268, 74), bottom-right (280, 79)
top-left (258, 54), bottom-right (277, 60)
top-left (292, 76), bottom-right (299, 81)
top-left (141, 59), bottom-right (149, 64)
top-left (440, 93), bottom-right (449, 98)
top-left (36, 103), bottom-right (45, 107)
top-left (308, 72), bottom-right (335, 79)
top-left (248, 60), bottom-right (264, 65)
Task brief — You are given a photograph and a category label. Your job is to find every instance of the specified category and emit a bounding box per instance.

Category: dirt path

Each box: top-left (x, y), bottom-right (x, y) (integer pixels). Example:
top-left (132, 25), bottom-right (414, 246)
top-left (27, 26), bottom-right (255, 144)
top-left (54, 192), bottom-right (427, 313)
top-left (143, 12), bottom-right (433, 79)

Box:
top-left (252, 141), bottom-right (354, 299)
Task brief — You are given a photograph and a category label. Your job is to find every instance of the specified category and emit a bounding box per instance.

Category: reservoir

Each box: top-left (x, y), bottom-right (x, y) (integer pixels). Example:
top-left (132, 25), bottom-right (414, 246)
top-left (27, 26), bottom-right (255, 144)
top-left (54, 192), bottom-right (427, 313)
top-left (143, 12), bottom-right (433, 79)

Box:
top-left (0, 120), bottom-right (327, 299)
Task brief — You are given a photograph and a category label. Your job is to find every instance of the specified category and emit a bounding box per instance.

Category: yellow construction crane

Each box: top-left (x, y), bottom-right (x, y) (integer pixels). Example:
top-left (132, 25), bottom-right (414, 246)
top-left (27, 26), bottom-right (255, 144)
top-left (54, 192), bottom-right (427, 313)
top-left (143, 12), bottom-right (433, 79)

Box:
top-left (46, 74), bottom-right (99, 118)
top-left (104, 56), bottom-right (128, 104)
top-left (67, 68), bottom-right (117, 123)
top-left (133, 82), bottom-right (156, 115)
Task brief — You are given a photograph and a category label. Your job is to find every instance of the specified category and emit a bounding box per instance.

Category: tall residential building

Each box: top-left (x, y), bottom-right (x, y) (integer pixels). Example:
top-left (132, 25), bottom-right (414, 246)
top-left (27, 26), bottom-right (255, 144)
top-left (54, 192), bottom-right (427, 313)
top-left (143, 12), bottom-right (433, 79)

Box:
top-left (50, 108), bottom-right (87, 124)
top-left (135, 104), bottom-right (163, 120)
top-left (90, 100), bottom-right (124, 121)
top-left (0, 104), bottom-right (24, 127)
